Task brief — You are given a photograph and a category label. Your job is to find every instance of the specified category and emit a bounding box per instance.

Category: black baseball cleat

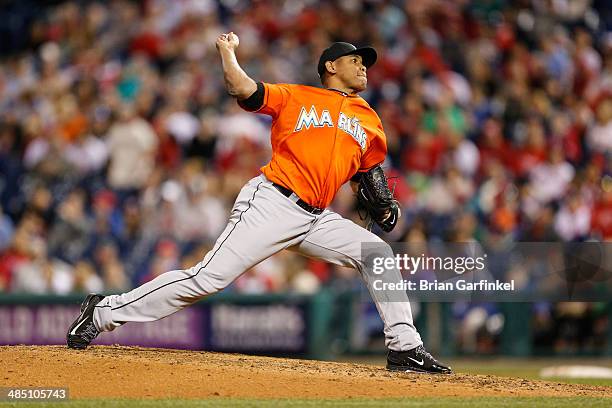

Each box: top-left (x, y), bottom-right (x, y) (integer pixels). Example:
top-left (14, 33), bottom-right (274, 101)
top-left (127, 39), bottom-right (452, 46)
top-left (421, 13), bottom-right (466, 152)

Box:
top-left (386, 345), bottom-right (452, 374)
top-left (66, 294), bottom-right (105, 349)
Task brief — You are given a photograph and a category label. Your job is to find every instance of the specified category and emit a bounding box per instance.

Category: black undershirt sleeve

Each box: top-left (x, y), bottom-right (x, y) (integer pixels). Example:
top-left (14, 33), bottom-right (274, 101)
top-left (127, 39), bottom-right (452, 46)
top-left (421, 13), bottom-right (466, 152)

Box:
top-left (350, 172), bottom-right (363, 183)
top-left (238, 81), bottom-right (265, 111)
top-left (351, 162), bottom-right (384, 183)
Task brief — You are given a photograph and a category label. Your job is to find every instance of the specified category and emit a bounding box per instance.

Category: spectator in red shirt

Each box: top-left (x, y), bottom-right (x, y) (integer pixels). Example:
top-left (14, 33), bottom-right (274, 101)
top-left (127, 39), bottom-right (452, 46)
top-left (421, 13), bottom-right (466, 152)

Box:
top-left (511, 117), bottom-right (548, 177)
top-left (403, 129), bottom-right (446, 175)
top-left (478, 117), bottom-right (513, 174)
top-left (591, 189), bottom-right (612, 240)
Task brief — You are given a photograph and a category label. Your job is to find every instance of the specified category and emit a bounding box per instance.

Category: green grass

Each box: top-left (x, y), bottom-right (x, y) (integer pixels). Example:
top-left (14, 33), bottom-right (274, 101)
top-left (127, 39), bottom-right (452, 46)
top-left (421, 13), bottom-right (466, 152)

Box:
top-left (0, 398), bottom-right (611, 408)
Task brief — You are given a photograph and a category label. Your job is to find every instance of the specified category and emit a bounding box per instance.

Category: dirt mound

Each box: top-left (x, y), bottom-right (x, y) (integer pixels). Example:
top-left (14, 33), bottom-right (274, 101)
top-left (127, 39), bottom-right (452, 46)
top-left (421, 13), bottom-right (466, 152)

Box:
top-left (1, 346), bottom-right (609, 399)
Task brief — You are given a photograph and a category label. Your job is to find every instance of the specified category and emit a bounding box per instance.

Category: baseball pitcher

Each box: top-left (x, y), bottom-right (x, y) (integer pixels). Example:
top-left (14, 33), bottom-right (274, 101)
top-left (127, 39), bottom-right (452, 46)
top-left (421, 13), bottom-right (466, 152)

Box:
top-left (67, 32), bottom-right (451, 374)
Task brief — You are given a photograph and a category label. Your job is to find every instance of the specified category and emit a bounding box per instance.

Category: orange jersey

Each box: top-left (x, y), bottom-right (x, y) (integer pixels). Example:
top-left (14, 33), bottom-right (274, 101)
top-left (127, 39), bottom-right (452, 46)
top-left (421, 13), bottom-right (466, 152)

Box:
top-left (241, 83), bottom-right (387, 208)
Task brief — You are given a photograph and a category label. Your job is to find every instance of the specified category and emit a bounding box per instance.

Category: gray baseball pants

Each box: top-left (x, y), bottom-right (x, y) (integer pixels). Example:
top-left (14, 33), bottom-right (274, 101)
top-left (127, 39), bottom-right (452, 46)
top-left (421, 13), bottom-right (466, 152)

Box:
top-left (93, 174), bottom-right (422, 351)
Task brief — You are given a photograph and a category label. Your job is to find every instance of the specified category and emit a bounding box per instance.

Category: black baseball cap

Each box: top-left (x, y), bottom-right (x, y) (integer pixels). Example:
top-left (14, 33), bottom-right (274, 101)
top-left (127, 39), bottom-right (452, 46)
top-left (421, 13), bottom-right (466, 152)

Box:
top-left (317, 42), bottom-right (377, 77)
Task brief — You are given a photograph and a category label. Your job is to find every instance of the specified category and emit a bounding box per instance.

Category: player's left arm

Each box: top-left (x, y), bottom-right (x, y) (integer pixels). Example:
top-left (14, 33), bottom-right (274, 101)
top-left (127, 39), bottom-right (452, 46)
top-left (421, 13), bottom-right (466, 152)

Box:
top-left (352, 117), bottom-right (400, 232)
top-left (350, 116), bottom-right (386, 188)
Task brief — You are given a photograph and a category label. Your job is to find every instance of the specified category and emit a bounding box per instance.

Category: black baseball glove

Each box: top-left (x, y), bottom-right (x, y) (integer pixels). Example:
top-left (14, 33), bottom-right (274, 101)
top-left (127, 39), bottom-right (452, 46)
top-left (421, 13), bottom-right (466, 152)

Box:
top-left (355, 165), bottom-right (401, 232)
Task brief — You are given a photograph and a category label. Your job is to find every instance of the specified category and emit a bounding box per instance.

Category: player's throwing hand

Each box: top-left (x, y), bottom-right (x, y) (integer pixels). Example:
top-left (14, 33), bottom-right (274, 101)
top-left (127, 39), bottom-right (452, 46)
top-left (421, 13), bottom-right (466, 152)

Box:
top-left (216, 32), bottom-right (239, 52)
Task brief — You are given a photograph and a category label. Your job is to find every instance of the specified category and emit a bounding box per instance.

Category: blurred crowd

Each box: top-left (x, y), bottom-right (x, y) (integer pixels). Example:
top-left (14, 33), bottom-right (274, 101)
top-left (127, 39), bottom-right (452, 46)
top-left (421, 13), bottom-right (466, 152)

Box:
top-left (0, 0), bottom-right (610, 305)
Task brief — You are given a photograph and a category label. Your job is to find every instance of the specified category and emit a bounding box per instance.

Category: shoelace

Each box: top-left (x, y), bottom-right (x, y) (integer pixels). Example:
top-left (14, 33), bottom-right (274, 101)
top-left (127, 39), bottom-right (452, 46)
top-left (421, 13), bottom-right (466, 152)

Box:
top-left (414, 345), bottom-right (435, 363)
top-left (80, 321), bottom-right (99, 341)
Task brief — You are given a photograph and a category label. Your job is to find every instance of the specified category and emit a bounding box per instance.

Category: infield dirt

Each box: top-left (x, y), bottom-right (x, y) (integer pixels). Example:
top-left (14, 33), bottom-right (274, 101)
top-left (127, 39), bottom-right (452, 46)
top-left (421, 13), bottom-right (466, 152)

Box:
top-left (0, 346), bottom-right (610, 399)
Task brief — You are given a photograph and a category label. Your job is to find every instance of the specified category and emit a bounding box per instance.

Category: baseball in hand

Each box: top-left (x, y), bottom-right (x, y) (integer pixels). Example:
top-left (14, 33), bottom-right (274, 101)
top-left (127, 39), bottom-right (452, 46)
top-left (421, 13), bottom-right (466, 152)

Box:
top-left (216, 32), bottom-right (239, 52)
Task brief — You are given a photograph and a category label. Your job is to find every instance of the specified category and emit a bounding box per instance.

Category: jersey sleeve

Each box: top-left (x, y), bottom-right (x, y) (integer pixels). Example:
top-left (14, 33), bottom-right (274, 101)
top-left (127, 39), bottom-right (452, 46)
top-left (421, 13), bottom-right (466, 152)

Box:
top-left (358, 119), bottom-right (387, 172)
top-left (238, 82), bottom-right (291, 119)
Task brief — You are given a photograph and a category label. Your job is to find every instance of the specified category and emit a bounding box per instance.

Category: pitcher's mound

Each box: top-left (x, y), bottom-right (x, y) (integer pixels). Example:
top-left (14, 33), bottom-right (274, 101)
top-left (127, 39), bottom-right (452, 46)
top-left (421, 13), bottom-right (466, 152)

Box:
top-left (0, 345), bottom-right (609, 399)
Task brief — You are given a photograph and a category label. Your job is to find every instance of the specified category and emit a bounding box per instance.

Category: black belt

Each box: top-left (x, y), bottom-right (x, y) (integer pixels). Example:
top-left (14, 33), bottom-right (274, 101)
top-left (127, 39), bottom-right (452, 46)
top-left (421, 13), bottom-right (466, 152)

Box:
top-left (272, 183), bottom-right (324, 215)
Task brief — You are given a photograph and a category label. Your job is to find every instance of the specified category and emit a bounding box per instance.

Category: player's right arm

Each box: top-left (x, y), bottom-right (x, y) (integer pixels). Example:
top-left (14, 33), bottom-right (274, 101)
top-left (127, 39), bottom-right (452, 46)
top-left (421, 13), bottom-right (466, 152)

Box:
top-left (217, 34), bottom-right (290, 117)
top-left (215, 32), bottom-right (257, 100)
